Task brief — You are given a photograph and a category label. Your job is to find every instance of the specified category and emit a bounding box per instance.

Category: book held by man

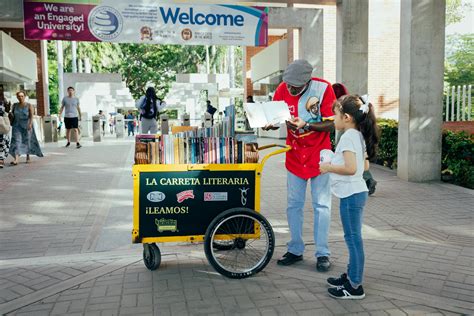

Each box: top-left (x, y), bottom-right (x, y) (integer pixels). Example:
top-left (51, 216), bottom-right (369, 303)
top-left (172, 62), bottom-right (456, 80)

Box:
top-left (243, 101), bottom-right (292, 128)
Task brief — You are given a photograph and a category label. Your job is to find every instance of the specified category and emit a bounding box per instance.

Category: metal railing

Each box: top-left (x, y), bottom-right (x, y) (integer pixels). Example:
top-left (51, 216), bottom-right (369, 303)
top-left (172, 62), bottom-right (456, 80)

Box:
top-left (445, 85), bottom-right (472, 121)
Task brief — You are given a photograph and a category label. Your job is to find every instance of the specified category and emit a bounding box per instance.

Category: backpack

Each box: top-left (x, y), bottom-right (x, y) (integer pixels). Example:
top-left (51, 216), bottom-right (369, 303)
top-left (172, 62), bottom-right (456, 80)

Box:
top-left (141, 98), bottom-right (157, 119)
top-left (207, 105), bottom-right (217, 116)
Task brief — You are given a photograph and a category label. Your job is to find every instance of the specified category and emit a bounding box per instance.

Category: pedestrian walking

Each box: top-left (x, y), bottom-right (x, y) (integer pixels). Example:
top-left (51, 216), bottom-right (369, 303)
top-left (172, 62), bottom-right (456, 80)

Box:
top-left (59, 86), bottom-right (82, 148)
top-left (126, 110), bottom-right (135, 136)
top-left (263, 59), bottom-right (336, 271)
top-left (320, 94), bottom-right (379, 299)
top-left (109, 115), bottom-right (115, 134)
top-left (0, 89), bottom-right (11, 168)
top-left (98, 110), bottom-right (106, 136)
top-left (136, 87), bottom-right (166, 134)
top-left (9, 91), bottom-right (43, 165)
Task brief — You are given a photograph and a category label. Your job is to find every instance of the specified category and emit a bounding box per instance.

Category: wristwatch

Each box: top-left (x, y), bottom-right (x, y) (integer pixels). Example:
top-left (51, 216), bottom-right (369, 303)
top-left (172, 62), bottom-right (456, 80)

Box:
top-left (303, 122), bottom-right (311, 131)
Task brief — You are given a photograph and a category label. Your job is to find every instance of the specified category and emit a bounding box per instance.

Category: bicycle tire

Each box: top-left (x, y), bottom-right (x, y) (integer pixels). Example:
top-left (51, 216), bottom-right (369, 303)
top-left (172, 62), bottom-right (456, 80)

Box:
top-left (204, 208), bottom-right (275, 279)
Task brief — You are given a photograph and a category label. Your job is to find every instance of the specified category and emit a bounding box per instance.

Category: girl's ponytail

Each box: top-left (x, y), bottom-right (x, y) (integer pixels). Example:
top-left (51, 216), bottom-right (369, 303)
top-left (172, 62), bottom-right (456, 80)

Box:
top-left (358, 102), bottom-right (379, 160)
top-left (336, 95), bottom-right (380, 160)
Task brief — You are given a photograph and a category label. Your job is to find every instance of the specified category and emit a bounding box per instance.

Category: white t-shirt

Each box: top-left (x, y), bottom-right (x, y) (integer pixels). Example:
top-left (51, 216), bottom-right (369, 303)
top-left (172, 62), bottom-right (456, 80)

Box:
top-left (62, 97), bottom-right (80, 118)
top-left (330, 128), bottom-right (368, 198)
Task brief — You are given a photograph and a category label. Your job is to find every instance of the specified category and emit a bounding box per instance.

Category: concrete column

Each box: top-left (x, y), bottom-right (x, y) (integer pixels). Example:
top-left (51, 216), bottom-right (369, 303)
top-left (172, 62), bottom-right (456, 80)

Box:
top-left (397, 0), bottom-right (445, 182)
top-left (269, 7), bottom-right (324, 77)
top-left (336, 0), bottom-right (368, 94)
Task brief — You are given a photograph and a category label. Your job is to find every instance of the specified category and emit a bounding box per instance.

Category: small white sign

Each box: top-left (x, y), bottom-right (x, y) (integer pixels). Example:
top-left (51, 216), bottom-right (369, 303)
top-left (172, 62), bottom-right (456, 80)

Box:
top-left (204, 192), bottom-right (228, 202)
top-left (147, 191), bottom-right (166, 202)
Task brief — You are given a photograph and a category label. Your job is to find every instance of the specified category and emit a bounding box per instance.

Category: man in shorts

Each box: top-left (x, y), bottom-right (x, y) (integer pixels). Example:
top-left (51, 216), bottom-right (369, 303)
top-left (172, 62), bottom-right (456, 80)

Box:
top-left (59, 86), bottom-right (82, 148)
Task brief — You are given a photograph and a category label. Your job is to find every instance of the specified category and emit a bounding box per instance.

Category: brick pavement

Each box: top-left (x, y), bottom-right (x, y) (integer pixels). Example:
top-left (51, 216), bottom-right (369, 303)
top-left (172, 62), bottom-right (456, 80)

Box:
top-left (0, 136), bottom-right (472, 315)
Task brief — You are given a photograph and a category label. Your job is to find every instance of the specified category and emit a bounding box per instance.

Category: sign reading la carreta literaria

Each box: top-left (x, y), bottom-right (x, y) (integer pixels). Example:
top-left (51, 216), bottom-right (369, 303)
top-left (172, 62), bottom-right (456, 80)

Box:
top-left (138, 170), bottom-right (256, 238)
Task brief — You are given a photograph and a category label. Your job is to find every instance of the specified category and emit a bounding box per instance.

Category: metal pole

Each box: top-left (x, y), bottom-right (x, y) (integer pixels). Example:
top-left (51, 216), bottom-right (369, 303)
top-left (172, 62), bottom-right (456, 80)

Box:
top-left (57, 41), bottom-right (64, 109)
top-left (205, 45), bottom-right (210, 74)
top-left (462, 85), bottom-right (466, 121)
top-left (468, 85), bottom-right (472, 121)
top-left (242, 46), bottom-right (247, 99)
top-left (451, 86), bottom-right (455, 121)
top-left (445, 86), bottom-right (449, 122)
top-left (456, 86), bottom-right (461, 121)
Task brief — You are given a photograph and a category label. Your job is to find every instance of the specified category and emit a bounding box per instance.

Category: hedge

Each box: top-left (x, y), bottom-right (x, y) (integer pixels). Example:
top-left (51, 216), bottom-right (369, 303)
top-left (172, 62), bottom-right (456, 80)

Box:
top-left (330, 119), bottom-right (474, 189)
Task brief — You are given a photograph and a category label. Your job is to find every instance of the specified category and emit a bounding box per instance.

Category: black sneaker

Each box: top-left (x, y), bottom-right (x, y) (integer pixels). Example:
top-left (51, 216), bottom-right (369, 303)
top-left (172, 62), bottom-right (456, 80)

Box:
top-left (366, 178), bottom-right (377, 195)
top-left (327, 273), bottom-right (348, 287)
top-left (65, 142), bottom-right (71, 147)
top-left (277, 252), bottom-right (303, 266)
top-left (76, 143), bottom-right (82, 149)
top-left (328, 281), bottom-right (365, 300)
top-left (316, 256), bottom-right (331, 272)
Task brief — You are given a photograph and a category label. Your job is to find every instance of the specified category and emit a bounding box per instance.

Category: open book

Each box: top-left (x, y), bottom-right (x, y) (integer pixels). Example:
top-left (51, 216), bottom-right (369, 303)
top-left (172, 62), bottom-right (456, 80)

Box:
top-left (243, 101), bottom-right (292, 128)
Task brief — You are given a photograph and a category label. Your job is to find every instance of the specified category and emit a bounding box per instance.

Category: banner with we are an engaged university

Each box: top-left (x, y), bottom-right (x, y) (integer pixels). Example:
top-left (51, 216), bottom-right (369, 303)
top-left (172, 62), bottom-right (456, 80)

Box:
top-left (23, 0), bottom-right (269, 46)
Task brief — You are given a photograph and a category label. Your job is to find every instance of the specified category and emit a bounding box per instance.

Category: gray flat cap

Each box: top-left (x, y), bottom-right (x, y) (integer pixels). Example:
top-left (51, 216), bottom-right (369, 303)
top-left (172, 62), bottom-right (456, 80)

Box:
top-left (282, 59), bottom-right (313, 86)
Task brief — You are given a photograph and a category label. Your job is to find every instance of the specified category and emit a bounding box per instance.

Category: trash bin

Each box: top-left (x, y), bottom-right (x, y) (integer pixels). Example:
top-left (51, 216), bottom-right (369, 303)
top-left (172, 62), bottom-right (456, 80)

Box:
top-left (51, 115), bottom-right (58, 142)
top-left (115, 114), bottom-right (124, 138)
top-left (43, 116), bottom-right (53, 143)
top-left (181, 113), bottom-right (190, 126)
top-left (203, 112), bottom-right (212, 128)
top-left (160, 114), bottom-right (169, 135)
top-left (81, 112), bottom-right (90, 137)
top-left (92, 115), bottom-right (101, 142)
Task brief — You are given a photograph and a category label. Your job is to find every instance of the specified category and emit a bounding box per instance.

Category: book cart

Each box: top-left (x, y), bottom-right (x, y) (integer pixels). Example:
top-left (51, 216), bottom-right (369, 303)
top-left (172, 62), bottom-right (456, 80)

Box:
top-left (132, 128), bottom-right (290, 279)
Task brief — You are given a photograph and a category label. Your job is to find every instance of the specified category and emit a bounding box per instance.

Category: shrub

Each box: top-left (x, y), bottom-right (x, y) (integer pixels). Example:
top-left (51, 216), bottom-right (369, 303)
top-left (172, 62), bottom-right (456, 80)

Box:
top-left (375, 119), bottom-right (398, 169)
top-left (441, 131), bottom-right (474, 189)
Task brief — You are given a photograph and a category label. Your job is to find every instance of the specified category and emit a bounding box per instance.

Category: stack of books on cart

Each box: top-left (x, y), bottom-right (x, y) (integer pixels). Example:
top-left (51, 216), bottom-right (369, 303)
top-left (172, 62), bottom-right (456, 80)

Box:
top-left (134, 134), bottom-right (258, 165)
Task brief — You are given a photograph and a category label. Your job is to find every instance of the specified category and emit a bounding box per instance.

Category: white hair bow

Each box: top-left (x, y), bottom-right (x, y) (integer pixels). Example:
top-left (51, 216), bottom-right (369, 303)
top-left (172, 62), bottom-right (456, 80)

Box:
top-left (359, 94), bottom-right (369, 114)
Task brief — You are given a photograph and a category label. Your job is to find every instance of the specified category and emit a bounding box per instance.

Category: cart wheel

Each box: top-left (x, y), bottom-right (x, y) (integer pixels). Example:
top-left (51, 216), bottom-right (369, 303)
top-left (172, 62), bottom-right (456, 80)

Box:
top-left (143, 243), bottom-right (161, 271)
top-left (204, 208), bottom-right (274, 279)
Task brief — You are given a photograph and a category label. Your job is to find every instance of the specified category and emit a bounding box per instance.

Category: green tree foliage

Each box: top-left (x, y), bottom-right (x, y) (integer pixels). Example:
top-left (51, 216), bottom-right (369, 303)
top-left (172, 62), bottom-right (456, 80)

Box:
top-left (444, 34), bottom-right (474, 87)
top-left (446, 0), bottom-right (472, 25)
top-left (113, 44), bottom-right (228, 99)
top-left (47, 41), bottom-right (59, 114)
top-left (47, 41), bottom-right (233, 108)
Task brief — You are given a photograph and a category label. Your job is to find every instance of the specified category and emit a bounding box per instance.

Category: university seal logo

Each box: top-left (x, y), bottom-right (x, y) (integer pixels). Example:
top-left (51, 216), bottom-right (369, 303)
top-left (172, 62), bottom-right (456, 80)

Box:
top-left (88, 6), bottom-right (123, 41)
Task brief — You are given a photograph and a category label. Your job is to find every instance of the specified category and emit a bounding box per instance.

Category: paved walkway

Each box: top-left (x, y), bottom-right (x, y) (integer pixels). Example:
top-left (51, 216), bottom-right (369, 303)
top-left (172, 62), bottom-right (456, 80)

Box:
top-left (0, 135), bottom-right (472, 316)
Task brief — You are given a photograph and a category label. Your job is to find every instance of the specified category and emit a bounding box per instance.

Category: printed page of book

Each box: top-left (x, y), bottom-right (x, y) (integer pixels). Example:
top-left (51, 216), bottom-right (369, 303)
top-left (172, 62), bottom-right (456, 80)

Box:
top-left (244, 101), bottom-right (291, 128)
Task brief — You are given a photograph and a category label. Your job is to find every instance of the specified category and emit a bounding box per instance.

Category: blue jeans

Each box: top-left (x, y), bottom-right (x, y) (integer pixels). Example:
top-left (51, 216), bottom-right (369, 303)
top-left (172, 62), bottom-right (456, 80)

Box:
top-left (340, 191), bottom-right (368, 288)
top-left (286, 171), bottom-right (331, 258)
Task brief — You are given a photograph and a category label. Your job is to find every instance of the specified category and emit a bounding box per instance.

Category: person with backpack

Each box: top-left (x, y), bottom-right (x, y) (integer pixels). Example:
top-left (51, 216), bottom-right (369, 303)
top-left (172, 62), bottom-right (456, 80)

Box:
top-left (206, 100), bottom-right (217, 125)
top-left (136, 87), bottom-right (166, 134)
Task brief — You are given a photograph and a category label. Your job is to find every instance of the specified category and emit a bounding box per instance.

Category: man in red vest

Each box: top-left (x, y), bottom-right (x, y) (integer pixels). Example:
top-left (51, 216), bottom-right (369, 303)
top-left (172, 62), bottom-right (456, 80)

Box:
top-left (264, 59), bottom-right (336, 272)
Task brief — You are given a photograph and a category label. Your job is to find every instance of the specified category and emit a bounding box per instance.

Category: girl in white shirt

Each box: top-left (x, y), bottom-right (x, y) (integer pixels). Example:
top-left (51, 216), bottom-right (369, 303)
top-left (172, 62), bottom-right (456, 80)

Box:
top-left (320, 95), bottom-right (379, 300)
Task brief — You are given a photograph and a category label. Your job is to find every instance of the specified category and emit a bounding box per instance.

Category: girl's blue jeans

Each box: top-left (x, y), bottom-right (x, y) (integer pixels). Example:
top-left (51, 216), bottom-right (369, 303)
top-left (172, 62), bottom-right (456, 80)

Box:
top-left (340, 191), bottom-right (368, 288)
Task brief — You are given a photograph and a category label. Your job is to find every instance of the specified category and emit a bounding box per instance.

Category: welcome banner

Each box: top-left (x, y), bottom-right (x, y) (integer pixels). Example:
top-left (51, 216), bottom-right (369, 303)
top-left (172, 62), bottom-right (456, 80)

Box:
top-left (23, 0), bottom-right (268, 47)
